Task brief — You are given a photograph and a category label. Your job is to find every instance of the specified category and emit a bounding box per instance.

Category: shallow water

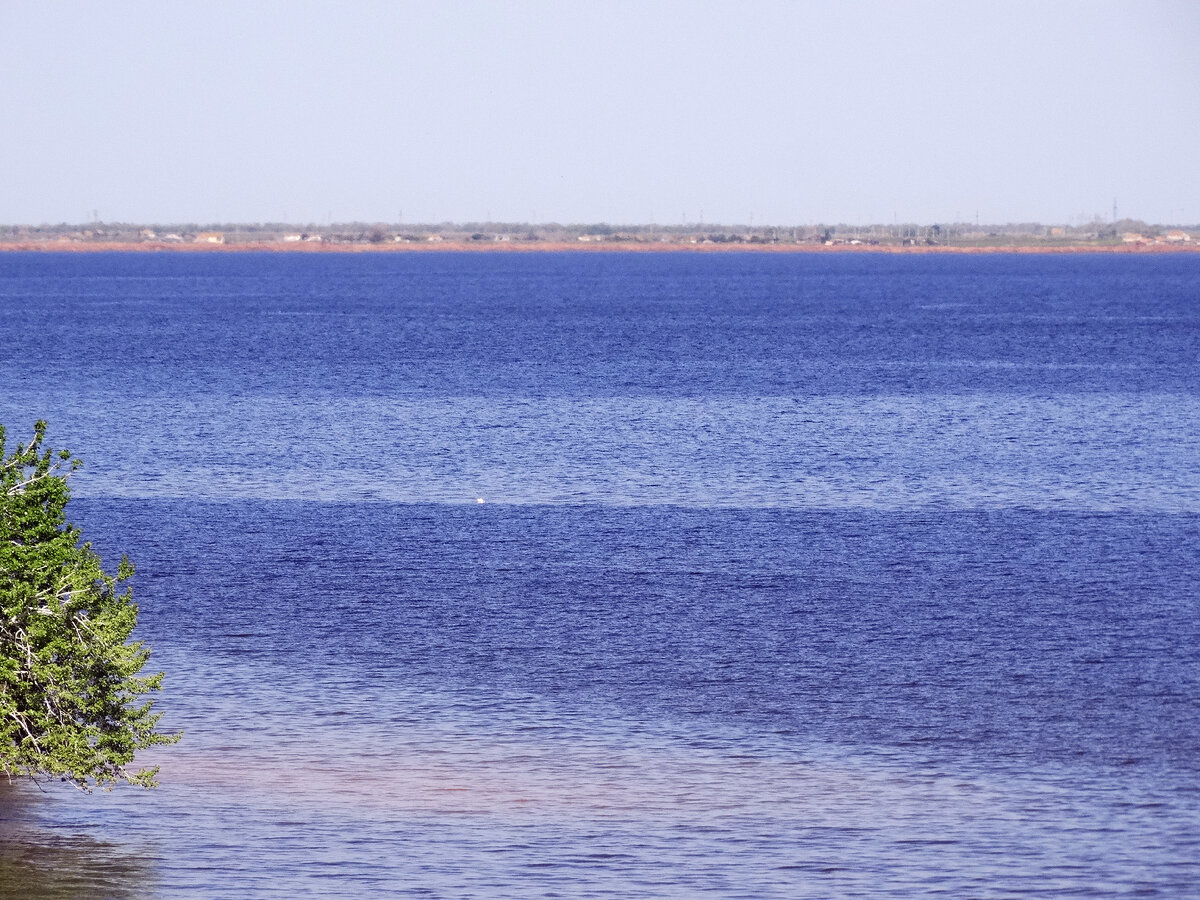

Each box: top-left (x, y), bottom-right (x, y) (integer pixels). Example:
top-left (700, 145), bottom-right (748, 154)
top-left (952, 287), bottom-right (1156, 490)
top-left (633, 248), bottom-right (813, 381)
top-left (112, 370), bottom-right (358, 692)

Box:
top-left (1, 251), bottom-right (1198, 896)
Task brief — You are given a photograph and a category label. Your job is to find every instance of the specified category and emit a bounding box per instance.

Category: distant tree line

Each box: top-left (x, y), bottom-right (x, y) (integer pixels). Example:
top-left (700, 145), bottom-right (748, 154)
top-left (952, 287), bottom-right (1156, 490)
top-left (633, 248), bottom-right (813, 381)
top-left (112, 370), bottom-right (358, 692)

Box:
top-left (0, 217), bottom-right (1191, 248)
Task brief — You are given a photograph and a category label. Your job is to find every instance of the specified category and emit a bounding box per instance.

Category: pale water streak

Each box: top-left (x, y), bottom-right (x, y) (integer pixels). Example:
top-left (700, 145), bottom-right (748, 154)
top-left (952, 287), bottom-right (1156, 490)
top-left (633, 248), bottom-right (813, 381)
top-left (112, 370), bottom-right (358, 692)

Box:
top-left (7, 394), bottom-right (1199, 511)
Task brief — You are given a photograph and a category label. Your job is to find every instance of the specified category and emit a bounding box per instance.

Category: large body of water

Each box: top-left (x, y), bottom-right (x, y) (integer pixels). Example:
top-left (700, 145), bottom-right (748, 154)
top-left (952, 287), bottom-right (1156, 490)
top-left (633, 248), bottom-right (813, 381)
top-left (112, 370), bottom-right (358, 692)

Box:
top-left (1, 251), bottom-right (1197, 897)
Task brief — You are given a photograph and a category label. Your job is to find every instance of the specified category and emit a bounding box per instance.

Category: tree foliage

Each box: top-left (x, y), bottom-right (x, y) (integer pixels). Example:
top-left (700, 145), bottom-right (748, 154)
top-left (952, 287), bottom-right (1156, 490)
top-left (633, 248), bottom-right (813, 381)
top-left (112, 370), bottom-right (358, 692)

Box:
top-left (0, 421), bottom-right (178, 790)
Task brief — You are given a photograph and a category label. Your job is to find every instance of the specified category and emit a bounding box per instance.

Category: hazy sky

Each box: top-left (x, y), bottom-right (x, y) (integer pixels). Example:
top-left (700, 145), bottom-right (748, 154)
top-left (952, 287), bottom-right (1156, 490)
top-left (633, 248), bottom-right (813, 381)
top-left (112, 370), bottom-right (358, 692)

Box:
top-left (2, 1), bottom-right (1198, 226)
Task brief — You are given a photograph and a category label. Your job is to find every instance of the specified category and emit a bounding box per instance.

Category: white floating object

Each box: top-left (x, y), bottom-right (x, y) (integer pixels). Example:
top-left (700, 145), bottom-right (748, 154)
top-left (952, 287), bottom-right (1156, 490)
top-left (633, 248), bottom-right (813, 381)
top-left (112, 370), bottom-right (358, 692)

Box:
top-left (476, 497), bottom-right (486, 504)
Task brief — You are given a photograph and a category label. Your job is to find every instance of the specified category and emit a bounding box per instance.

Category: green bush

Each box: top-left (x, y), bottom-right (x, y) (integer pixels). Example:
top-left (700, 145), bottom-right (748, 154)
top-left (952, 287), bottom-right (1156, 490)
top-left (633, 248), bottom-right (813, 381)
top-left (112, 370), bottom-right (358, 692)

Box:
top-left (0, 421), bottom-right (178, 790)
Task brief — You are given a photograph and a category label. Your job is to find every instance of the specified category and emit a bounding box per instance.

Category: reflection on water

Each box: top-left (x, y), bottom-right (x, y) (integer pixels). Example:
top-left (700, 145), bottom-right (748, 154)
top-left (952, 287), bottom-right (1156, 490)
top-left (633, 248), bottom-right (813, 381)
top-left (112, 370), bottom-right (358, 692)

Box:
top-left (0, 785), bottom-right (159, 899)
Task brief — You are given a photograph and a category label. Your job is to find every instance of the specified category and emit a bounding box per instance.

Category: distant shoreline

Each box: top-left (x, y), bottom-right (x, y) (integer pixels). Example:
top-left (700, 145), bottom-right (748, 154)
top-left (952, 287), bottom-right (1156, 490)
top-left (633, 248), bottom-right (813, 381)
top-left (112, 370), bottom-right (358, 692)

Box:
top-left (1, 240), bottom-right (1197, 255)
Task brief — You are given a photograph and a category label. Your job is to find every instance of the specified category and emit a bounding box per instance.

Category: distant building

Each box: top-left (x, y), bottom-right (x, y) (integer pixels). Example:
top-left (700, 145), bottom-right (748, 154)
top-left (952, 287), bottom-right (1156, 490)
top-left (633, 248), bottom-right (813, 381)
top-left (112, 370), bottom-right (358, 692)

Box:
top-left (162, 233), bottom-right (183, 242)
top-left (282, 234), bottom-right (303, 242)
top-left (1122, 233), bottom-right (1146, 244)
top-left (1164, 230), bottom-right (1191, 243)
top-left (194, 232), bottom-right (225, 244)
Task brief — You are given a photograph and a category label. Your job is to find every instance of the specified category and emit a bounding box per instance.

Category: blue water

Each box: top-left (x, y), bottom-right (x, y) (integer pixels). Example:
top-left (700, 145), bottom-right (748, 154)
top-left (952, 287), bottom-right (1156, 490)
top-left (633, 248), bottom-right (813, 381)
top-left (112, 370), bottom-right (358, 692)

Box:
top-left (1, 251), bottom-right (1198, 897)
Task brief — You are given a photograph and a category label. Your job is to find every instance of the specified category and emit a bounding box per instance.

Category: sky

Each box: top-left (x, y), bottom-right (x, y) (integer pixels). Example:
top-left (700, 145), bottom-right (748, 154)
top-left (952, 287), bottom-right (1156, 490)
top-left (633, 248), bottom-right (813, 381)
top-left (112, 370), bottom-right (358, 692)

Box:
top-left (2, 1), bottom-right (1198, 227)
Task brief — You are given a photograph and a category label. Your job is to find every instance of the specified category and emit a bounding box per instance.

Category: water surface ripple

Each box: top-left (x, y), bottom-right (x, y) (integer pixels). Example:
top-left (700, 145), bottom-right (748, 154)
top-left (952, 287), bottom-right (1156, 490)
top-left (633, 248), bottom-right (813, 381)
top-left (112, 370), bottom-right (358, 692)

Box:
top-left (0, 251), bottom-right (1198, 897)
